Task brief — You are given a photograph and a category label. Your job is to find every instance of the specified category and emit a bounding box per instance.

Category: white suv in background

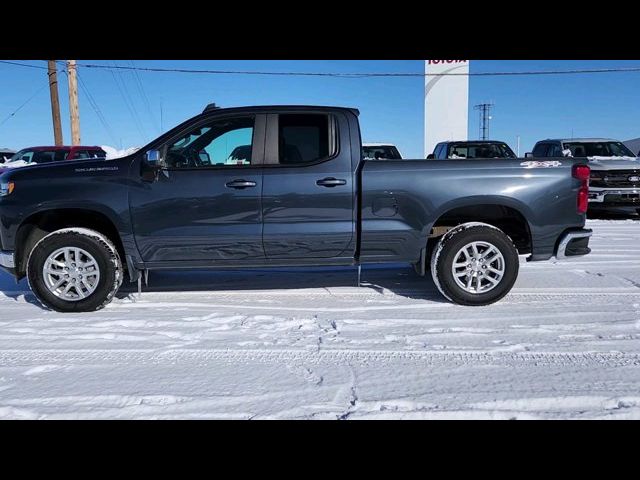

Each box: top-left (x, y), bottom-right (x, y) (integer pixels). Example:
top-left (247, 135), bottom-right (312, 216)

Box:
top-left (528, 138), bottom-right (640, 214)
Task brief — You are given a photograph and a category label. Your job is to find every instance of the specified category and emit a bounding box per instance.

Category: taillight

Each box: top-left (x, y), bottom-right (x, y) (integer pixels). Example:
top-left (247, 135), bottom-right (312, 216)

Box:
top-left (573, 164), bottom-right (590, 182)
top-left (572, 164), bottom-right (590, 214)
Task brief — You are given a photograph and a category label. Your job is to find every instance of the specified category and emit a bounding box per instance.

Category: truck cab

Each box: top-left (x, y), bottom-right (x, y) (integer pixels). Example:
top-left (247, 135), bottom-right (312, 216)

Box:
top-left (0, 105), bottom-right (592, 312)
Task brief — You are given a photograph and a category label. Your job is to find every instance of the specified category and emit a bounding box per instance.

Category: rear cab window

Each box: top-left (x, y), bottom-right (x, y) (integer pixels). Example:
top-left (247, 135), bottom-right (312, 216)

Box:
top-left (277, 113), bottom-right (338, 165)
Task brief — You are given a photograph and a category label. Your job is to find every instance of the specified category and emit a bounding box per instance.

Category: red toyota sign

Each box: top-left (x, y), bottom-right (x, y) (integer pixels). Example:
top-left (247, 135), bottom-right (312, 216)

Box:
top-left (427, 60), bottom-right (468, 65)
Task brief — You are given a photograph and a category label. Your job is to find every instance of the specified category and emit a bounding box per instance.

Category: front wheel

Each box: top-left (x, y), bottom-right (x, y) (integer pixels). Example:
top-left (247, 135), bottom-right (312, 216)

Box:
top-left (430, 224), bottom-right (519, 306)
top-left (27, 228), bottom-right (123, 312)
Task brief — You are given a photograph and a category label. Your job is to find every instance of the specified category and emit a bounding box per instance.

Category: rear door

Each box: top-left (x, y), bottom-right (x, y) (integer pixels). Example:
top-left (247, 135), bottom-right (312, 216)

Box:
top-left (261, 111), bottom-right (355, 259)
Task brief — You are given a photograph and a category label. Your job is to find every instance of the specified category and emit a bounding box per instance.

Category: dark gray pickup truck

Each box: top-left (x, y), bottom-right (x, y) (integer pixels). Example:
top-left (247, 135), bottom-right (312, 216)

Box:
top-left (0, 105), bottom-right (592, 312)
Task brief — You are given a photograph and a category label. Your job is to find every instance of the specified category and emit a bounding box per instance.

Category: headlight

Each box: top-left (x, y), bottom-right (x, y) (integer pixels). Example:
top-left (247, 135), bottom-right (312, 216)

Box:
top-left (0, 181), bottom-right (15, 196)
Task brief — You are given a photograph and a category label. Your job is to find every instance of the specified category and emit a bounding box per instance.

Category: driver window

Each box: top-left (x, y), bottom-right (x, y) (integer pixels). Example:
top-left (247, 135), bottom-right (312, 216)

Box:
top-left (164, 116), bottom-right (255, 169)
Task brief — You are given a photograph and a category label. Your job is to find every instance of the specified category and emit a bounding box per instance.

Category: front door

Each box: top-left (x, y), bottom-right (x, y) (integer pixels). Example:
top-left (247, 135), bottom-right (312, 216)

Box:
top-left (130, 114), bottom-right (266, 264)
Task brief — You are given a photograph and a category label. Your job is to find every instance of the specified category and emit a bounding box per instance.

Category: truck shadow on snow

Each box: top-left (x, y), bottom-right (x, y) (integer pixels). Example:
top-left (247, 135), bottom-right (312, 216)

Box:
top-left (587, 210), bottom-right (640, 220)
top-left (0, 265), bottom-right (447, 308)
top-left (0, 274), bottom-right (42, 307)
top-left (115, 264), bottom-right (447, 303)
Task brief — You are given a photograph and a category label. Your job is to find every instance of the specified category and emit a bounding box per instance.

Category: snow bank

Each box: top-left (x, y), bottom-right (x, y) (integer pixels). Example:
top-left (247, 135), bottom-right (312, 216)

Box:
top-left (100, 145), bottom-right (141, 160)
top-left (1, 160), bottom-right (32, 169)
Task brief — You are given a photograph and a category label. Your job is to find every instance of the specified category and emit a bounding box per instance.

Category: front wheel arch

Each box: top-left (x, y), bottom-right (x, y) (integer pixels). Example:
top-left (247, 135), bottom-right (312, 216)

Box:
top-left (14, 208), bottom-right (126, 278)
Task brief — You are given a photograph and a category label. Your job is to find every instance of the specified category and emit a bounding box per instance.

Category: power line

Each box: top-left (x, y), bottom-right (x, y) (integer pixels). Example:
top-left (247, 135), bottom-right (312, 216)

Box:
top-left (114, 61), bottom-right (148, 141)
top-left (130, 60), bottom-right (160, 134)
top-left (108, 61), bottom-right (148, 142)
top-left (76, 71), bottom-right (120, 146)
top-left (3, 59), bottom-right (640, 78)
top-left (74, 62), bottom-right (640, 78)
top-left (58, 62), bottom-right (120, 146)
top-left (0, 60), bottom-right (49, 70)
top-left (0, 83), bottom-right (48, 127)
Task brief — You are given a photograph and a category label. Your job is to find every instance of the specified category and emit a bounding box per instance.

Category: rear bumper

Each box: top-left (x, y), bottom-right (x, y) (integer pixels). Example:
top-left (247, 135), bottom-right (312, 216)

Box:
top-left (0, 250), bottom-right (15, 274)
top-left (555, 229), bottom-right (592, 260)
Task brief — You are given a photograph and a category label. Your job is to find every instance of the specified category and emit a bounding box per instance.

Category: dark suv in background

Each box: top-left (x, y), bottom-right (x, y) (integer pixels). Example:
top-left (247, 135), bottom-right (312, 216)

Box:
top-left (428, 141), bottom-right (517, 160)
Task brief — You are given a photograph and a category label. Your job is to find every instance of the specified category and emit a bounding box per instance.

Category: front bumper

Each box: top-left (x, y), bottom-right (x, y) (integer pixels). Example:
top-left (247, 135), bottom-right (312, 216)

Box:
top-left (555, 229), bottom-right (592, 260)
top-left (0, 250), bottom-right (15, 271)
top-left (588, 187), bottom-right (640, 207)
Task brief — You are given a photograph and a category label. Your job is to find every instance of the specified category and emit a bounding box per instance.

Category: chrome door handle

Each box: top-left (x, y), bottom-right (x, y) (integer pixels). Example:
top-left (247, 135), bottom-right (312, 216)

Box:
top-left (316, 177), bottom-right (347, 187)
top-left (225, 180), bottom-right (257, 189)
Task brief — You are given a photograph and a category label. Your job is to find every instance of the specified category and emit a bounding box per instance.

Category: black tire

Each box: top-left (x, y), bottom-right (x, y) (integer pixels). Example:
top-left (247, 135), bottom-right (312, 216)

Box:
top-left (430, 224), bottom-right (519, 306)
top-left (27, 228), bottom-right (123, 312)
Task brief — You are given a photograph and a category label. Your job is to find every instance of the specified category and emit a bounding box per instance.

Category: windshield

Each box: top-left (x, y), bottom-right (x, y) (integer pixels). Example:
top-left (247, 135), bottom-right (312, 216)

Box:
top-left (562, 142), bottom-right (635, 158)
top-left (448, 142), bottom-right (516, 159)
top-left (8, 148), bottom-right (70, 164)
top-left (363, 146), bottom-right (402, 160)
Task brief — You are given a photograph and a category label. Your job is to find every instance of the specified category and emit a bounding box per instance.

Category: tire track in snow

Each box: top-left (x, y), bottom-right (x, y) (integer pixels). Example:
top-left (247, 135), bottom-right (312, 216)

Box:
top-left (0, 349), bottom-right (638, 367)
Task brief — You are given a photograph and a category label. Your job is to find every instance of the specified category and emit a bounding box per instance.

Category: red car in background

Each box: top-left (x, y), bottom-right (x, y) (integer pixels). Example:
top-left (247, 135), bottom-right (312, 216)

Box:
top-left (0, 145), bottom-right (106, 170)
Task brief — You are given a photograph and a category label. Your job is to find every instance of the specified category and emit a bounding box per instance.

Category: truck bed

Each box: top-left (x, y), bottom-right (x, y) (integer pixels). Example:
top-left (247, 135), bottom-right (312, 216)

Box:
top-left (359, 158), bottom-right (586, 262)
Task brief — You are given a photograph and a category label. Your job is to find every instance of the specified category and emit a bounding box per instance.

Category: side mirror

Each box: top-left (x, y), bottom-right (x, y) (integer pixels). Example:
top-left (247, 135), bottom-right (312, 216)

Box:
top-left (524, 152), bottom-right (533, 158)
top-left (142, 149), bottom-right (163, 182)
top-left (426, 154), bottom-right (435, 159)
top-left (145, 149), bottom-right (161, 165)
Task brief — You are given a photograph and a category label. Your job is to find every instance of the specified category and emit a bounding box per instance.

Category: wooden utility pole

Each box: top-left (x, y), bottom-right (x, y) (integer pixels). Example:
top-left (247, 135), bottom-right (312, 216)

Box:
top-left (67, 60), bottom-right (81, 145)
top-left (47, 60), bottom-right (63, 146)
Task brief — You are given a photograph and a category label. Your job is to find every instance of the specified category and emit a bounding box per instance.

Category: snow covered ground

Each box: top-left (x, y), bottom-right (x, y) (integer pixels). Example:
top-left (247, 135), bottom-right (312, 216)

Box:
top-left (1, 218), bottom-right (640, 419)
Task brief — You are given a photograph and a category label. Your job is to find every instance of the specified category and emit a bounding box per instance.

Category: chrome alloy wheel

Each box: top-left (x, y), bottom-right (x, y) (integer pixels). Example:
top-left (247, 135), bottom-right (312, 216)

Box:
top-left (451, 241), bottom-right (505, 294)
top-left (42, 247), bottom-right (101, 301)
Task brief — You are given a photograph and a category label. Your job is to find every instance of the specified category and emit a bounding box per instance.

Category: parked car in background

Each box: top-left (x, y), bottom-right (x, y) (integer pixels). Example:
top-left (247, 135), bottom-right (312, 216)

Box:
top-left (363, 143), bottom-right (403, 160)
top-left (527, 138), bottom-right (640, 214)
top-left (1, 146), bottom-right (106, 171)
top-left (623, 137), bottom-right (640, 157)
top-left (428, 141), bottom-right (517, 160)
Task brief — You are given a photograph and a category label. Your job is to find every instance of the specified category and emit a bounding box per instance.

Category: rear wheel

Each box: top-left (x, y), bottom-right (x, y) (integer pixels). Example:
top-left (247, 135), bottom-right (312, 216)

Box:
top-left (430, 224), bottom-right (519, 306)
top-left (27, 228), bottom-right (123, 312)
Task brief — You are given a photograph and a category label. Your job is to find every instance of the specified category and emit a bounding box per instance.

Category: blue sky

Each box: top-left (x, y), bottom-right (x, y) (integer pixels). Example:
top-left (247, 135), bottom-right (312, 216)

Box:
top-left (1, 60), bottom-right (640, 157)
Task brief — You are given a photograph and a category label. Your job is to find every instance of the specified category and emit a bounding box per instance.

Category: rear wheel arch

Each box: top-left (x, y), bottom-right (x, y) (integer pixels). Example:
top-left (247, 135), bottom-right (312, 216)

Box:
top-left (428, 202), bottom-right (532, 255)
